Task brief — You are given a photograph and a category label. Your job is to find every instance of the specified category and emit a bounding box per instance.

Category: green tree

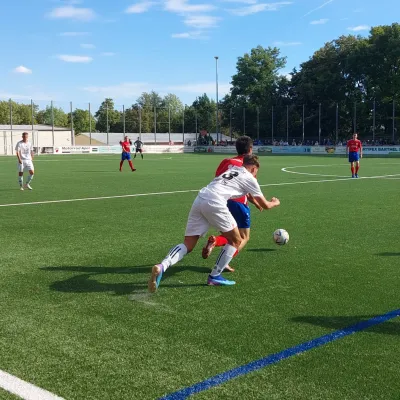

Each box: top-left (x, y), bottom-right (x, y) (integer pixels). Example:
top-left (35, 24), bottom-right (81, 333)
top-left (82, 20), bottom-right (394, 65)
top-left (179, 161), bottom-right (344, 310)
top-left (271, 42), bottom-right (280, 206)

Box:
top-left (71, 109), bottom-right (96, 134)
top-left (95, 98), bottom-right (121, 132)
top-left (36, 105), bottom-right (69, 127)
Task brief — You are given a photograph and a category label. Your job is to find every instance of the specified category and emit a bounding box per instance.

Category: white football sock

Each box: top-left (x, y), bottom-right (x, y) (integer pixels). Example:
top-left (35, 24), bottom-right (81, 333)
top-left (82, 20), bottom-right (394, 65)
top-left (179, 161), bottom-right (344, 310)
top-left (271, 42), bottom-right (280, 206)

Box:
top-left (18, 176), bottom-right (23, 186)
top-left (210, 244), bottom-right (237, 277)
top-left (26, 174), bottom-right (34, 184)
top-left (161, 244), bottom-right (188, 272)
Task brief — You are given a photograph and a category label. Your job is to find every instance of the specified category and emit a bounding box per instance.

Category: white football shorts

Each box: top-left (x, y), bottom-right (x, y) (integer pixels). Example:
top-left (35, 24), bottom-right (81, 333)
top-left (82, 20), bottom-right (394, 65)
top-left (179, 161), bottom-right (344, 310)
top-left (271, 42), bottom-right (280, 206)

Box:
top-left (185, 196), bottom-right (237, 237)
top-left (17, 160), bottom-right (34, 173)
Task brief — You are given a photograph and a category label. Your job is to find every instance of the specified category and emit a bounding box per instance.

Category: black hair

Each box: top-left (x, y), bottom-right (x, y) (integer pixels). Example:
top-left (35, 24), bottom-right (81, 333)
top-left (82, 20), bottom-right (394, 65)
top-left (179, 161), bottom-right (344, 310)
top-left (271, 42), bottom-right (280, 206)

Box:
top-left (235, 136), bottom-right (253, 155)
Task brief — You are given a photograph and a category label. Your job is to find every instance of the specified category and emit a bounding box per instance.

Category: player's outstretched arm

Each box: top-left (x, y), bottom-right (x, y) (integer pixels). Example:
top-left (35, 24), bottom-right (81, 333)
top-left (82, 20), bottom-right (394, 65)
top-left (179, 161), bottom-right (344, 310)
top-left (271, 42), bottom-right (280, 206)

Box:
top-left (253, 195), bottom-right (280, 210)
top-left (247, 193), bottom-right (263, 211)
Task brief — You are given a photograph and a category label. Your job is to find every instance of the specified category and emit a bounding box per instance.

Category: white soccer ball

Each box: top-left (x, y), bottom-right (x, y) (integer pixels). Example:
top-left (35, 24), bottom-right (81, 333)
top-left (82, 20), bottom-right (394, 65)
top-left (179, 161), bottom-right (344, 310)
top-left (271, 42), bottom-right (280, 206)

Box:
top-left (273, 229), bottom-right (289, 245)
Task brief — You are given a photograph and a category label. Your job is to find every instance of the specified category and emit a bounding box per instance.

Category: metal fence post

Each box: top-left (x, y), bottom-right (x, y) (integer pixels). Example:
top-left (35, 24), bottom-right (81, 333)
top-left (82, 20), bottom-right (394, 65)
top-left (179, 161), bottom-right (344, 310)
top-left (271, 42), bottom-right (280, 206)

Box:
top-left (154, 106), bottom-right (157, 144)
top-left (318, 103), bottom-right (321, 144)
top-left (31, 99), bottom-right (35, 147)
top-left (168, 107), bottom-right (171, 144)
top-left (195, 112), bottom-right (198, 144)
top-left (286, 105), bottom-right (289, 142)
top-left (123, 105), bottom-right (125, 137)
top-left (373, 98), bottom-right (376, 142)
top-left (51, 100), bottom-right (55, 148)
top-left (182, 108), bottom-right (185, 144)
top-left (230, 108), bottom-right (232, 142)
top-left (70, 101), bottom-right (74, 145)
top-left (393, 99), bottom-right (396, 143)
top-left (89, 102), bottom-right (92, 145)
top-left (353, 102), bottom-right (357, 134)
top-left (257, 107), bottom-right (260, 141)
top-left (9, 99), bottom-right (13, 153)
top-left (243, 107), bottom-right (246, 135)
top-left (106, 103), bottom-right (109, 145)
top-left (139, 107), bottom-right (142, 140)
top-left (271, 106), bottom-right (274, 143)
top-left (302, 104), bottom-right (305, 143)
top-left (336, 103), bottom-right (339, 144)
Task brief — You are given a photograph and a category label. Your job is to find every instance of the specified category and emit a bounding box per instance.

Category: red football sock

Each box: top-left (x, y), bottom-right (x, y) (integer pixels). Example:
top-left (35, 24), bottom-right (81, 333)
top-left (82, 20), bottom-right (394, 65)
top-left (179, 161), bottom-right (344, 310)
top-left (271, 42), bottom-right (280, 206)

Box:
top-left (351, 166), bottom-right (355, 175)
top-left (128, 161), bottom-right (134, 170)
top-left (355, 165), bottom-right (360, 173)
top-left (119, 161), bottom-right (123, 170)
top-left (215, 236), bottom-right (228, 247)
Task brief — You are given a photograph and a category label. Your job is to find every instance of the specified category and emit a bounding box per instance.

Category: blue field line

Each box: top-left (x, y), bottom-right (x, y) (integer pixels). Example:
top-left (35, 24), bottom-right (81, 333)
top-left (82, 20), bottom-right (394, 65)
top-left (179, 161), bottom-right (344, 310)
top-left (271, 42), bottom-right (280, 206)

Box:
top-left (160, 309), bottom-right (400, 400)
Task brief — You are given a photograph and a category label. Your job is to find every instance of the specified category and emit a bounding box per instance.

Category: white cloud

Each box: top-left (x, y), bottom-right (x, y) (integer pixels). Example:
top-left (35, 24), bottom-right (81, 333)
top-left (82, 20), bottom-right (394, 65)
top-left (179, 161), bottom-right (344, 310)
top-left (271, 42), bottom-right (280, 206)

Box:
top-left (310, 18), bottom-right (329, 24)
top-left (47, 6), bottom-right (96, 21)
top-left (125, 2), bottom-right (155, 13)
top-left (80, 43), bottom-right (95, 49)
top-left (165, 0), bottom-right (215, 13)
top-left (303, 0), bottom-right (334, 18)
top-left (184, 15), bottom-right (219, 28)
top-left (13, 66), bottom-right (32, 74)
top-left (101, 52), bottom-right (116, 56)
top-left (273, 41), bottom-right (302, 46)
top-left (58, 55), bottom-right (93, 63)
top-left (60, 31), bottom-right (90, 36)
top-left (347, 25), bottom-right (370, 32)
top-left (229, 2), bottom-right (292, 16)
top-left (82, 81), bottom-right (231, 99)
top-left (221, 0), bottom-right (257, 3)
top-left (171, 31), bottom-right (208, 39)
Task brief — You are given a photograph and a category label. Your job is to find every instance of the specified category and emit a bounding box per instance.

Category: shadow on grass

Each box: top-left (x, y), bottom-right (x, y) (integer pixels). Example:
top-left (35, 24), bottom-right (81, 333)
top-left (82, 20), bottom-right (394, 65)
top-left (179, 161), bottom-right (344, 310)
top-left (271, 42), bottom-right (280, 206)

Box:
top-left (41, 265), bottom-right (211, 295)
top-left (247, 248), bottom-right (277, 253)
top-left (376, 252), bottom-right (400, 256)
top-left (292, 315), bottom-right (400, 336)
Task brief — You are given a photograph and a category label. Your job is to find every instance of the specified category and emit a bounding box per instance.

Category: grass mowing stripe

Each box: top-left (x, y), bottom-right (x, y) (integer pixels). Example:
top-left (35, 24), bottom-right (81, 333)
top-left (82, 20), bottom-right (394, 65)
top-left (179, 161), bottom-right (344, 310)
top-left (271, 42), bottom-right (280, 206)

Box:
top-left (0, 370), bottom-right (65, 400)
top-left (160, 309), bottom-right (400, 400)
top-left (0, 174), bottom-right (398, 208)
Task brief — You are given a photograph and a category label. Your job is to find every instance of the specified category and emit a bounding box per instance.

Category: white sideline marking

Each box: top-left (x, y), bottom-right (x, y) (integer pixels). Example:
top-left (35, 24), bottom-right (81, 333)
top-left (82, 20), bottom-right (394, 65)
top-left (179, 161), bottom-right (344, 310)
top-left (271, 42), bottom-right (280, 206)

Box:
top-left (0, 174), bottom-right (399, 208)
top-left (0, 369), bottom-right (64, 400)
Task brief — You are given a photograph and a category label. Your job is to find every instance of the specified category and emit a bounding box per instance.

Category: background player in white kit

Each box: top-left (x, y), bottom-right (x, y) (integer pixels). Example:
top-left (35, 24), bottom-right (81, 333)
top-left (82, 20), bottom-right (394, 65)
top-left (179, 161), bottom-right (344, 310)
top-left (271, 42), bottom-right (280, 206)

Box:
top-left (15, 132), bottom-right (35, 190)
top-left (148, 155), bottom-right (280, 292)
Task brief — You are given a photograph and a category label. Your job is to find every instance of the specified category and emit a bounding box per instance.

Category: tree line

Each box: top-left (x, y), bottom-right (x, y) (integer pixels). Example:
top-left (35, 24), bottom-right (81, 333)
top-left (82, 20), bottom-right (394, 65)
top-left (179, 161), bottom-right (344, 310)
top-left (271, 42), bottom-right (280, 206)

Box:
top-left (1, 23), bottom-right (399, 141)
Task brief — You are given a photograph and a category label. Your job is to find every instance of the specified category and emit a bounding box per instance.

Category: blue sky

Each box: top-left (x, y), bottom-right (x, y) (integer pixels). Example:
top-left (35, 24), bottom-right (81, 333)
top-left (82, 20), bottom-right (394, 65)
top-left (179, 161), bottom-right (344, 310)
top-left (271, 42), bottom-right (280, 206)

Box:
top-left (0, 0), bottom-right (398, 109)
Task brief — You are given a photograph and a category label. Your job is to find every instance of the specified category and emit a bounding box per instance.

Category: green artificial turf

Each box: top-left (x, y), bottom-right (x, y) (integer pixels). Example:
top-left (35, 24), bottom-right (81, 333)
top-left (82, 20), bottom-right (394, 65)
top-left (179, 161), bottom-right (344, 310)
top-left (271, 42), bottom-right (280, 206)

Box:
top-left (0, 154), bottom-right (399, 400)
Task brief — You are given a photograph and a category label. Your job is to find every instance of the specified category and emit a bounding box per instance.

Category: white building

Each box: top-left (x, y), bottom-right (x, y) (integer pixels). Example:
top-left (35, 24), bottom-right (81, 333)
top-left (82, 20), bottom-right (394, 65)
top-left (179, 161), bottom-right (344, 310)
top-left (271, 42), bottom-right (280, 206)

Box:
top-left (0, 125), bottom-right (74, 155)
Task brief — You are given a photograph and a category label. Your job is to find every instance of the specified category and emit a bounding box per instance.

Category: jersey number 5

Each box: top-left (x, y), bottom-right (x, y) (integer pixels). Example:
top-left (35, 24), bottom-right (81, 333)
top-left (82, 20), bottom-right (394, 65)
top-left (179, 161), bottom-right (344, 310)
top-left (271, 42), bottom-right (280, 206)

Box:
top-left (222, 171), bottom-right (239, 180)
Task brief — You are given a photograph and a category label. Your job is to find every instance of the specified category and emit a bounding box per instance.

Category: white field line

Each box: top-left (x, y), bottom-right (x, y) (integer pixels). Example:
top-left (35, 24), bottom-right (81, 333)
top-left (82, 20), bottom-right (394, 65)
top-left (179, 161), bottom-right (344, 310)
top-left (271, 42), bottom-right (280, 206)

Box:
top-left (0, 370), bottom-right (64, 400)
top-left (0, 174), bottom-right (399, 208)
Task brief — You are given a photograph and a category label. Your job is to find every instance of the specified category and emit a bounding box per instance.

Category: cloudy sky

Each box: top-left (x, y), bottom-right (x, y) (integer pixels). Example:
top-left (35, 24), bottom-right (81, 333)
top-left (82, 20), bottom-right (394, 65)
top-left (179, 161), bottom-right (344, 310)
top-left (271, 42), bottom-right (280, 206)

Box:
top-left (0, 0), bottom-right (397, 108)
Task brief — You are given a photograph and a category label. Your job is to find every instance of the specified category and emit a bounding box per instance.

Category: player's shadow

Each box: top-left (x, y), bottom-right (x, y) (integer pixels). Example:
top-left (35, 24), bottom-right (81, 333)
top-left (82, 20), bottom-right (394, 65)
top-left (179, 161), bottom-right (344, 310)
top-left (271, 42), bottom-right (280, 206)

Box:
top-left (247, 248), bottom-right (277, 252)
top-left (291, 315), bottom-right (400, 336)
top-left (41, 265), bottom-right (210, 296)
top-left (376, 252), bottom-right (400, 256)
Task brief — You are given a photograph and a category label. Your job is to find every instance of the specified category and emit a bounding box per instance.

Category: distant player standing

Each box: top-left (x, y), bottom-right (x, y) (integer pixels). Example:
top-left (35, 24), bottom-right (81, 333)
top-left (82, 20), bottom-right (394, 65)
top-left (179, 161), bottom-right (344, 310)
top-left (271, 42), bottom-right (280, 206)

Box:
top-left (134, 137), bottom-right (144, 159)
top-left (148, 155), bottom-right (280, 292)
top-left (202, 136), bottom-right (262, 272)
top-left (15, 132), bottom-right (34, 191)
top-left (346, 133), bottom-right (363, 178)
top-left (119, 136), bottom-right (136, 172)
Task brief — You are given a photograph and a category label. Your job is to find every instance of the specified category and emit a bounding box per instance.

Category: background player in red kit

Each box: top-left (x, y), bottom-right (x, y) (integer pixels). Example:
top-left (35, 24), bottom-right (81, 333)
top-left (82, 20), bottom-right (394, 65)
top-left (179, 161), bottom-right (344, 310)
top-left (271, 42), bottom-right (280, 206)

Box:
top-left (346, 133), bottom-right (363, 178)
top-left (202, 136), bottom-right (262, 272)
top-left (119, 136), bottom-right (136, 172)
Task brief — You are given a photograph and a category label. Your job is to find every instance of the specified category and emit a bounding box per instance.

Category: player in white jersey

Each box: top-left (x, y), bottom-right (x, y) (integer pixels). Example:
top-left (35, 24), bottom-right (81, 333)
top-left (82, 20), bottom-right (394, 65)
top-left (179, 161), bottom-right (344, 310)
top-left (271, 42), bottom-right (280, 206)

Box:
top-left (15, 132), bottom-right (35, 190)
top-left (148, 155), bottom-right (280, 292)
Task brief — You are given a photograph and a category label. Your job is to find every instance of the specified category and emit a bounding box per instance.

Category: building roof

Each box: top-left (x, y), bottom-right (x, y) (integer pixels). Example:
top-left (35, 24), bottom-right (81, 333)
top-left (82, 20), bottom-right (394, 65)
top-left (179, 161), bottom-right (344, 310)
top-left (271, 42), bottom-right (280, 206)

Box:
top-left (0, 124), bottom-right (71, 131)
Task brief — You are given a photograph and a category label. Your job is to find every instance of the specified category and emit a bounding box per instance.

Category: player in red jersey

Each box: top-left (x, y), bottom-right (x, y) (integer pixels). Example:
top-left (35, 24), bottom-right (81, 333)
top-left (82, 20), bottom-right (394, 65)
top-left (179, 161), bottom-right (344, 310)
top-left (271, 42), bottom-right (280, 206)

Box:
top-left (202, 136), bottom-right (263, 272)
top-left (119, 136), bottom-right (136, 172)
top-left (346, 133), bottom-right (363, 178)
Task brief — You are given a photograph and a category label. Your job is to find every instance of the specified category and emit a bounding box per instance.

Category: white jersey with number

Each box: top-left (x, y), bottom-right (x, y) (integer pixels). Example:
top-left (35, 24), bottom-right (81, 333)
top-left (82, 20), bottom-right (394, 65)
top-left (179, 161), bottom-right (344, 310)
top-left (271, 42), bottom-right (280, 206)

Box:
top-left (15, 140), bottom-right (33, 161)
top-left (185, 166), bottom-right (263, 237)
top-left (198, 166), bottom-right (263, 205)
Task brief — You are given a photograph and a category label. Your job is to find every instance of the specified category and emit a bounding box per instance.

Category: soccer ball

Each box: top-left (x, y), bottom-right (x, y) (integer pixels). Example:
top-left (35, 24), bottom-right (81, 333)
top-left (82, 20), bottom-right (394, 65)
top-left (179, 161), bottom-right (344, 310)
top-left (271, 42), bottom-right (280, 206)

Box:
top-left (273, 229), bottom-right (289, 245)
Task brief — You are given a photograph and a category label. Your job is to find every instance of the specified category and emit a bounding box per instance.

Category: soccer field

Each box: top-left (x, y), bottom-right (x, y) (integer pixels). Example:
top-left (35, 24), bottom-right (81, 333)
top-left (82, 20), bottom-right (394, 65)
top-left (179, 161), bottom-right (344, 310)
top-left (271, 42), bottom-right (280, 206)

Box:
top-left (0, 154), bottom-right (399, 400)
